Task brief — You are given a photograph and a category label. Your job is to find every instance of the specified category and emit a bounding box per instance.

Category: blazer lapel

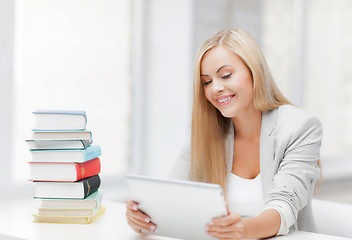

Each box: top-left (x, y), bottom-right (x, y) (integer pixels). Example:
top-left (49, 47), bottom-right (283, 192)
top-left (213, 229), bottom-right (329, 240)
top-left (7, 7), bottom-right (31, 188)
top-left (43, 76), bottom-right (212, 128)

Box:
top-left (260, 108), bottom-right (277, 197)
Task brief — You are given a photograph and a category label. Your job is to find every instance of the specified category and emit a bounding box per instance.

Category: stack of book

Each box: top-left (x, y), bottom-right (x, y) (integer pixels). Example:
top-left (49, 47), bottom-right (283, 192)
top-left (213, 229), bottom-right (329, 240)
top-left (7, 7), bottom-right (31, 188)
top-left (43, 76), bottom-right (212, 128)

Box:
top-left (26, 110), bottom-right (105, 224)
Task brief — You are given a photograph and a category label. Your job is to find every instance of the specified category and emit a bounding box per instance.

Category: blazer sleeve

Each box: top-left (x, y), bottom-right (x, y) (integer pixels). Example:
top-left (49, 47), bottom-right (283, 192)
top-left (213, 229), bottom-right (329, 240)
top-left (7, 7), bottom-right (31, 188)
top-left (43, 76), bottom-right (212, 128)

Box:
top-left (263, 114), bottom-right (322, 235)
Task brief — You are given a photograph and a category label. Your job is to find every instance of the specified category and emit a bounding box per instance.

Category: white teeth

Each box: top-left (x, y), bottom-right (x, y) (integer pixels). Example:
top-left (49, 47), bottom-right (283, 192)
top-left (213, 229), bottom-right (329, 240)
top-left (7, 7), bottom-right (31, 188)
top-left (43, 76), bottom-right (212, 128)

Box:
top-left (218, 96), bottom-right (231, 103)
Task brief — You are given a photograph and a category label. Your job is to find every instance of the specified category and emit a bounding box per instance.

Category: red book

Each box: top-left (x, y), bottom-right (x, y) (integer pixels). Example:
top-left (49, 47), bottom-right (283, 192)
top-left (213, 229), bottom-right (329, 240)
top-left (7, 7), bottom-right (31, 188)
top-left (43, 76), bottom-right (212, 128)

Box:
top-left (29, 158), bottom-right (101, 182)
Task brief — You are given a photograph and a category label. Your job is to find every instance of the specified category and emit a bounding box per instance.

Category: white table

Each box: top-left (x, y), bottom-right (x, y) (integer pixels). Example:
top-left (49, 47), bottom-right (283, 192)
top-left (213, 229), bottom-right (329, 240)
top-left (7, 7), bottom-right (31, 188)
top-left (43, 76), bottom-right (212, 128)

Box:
top-left (0, 199), bottom-right (350, 240)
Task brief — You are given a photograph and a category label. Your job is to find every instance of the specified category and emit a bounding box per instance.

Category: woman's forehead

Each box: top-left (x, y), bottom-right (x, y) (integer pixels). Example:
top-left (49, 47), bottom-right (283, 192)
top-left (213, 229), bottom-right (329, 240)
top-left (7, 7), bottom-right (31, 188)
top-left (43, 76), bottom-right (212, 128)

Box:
top-left (200, 46), bottom-right (243, 73)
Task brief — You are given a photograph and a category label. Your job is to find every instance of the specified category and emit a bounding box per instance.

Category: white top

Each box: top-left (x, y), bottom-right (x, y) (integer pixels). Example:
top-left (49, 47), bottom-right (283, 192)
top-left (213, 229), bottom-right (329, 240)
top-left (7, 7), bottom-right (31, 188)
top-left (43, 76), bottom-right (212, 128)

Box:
top-left (227, 173), bottom-right (265, 217)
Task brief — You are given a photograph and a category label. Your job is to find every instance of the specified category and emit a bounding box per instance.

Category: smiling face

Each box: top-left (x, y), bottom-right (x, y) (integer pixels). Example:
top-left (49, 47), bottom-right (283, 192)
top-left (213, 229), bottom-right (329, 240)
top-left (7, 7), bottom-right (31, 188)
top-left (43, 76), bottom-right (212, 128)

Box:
top-left (200, 46), bottom-right (254, 118)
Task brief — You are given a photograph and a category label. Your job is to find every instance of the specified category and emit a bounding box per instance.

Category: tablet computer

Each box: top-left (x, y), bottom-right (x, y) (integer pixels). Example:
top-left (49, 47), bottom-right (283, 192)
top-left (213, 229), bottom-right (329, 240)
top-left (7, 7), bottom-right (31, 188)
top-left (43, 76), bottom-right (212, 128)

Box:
top-left (126, 174), bottom-right (228, 240)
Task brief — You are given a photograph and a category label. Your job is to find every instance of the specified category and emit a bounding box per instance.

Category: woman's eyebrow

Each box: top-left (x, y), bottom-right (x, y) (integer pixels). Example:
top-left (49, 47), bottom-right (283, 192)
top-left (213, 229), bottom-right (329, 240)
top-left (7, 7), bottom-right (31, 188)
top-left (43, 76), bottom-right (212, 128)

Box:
top-left (216, 65), bottom-right (230, 73)
top-left (201, 65), bottom-right (230, 76)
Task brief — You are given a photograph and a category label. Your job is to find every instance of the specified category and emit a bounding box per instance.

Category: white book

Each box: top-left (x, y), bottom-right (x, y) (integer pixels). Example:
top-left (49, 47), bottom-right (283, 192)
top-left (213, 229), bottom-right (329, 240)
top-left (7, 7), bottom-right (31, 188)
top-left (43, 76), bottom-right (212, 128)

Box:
top-left (26, 139), bottom-right (92, 150)
top-left (33, 206), bottom-right (106, 224)
top-left (32, 130), bottom-right (92, 140)
top-left (37, 206), bottom-right (102, 217)
top-left (33, 110), bottom-right (87, 131)
top-left (40, 190), bottom-right (103, 208)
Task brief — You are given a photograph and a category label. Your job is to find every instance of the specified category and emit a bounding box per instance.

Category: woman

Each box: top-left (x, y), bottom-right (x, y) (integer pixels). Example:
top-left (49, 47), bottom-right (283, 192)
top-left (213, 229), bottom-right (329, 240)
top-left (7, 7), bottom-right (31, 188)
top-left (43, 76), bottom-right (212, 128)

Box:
top-left (126, 28), bottom-right (322, 239)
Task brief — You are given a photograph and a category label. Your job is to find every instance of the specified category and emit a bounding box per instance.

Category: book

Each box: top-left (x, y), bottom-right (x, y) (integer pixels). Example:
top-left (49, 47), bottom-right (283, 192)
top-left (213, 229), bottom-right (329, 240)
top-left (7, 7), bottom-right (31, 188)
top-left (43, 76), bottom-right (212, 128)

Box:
top-left (32, 130), bottom-right (92, 140)
top-left (34, 175), bottom-right (101, 199)
top-left (33, 206), bottom-right (106, 224)
top-left (33, 110), bottom-right (87, 131)
top-left (29, 158), bottom-right (101, 182)
top-left (25, 139), bottom-right (92, 150)
top-left (30, 145), bottom-right (101, 163)
top-left (40, 190), bottom-right (103, 209)
top-left (37, 206), bottom-right (102, 217)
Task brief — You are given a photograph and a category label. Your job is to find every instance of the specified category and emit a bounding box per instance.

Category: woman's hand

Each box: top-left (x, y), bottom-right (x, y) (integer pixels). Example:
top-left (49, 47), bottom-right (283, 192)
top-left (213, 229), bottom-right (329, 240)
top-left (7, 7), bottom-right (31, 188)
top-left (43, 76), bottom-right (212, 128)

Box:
top-left (125, 199), bottom-right (157, 233)
top-left (206, 213), bottom-right (245, 240)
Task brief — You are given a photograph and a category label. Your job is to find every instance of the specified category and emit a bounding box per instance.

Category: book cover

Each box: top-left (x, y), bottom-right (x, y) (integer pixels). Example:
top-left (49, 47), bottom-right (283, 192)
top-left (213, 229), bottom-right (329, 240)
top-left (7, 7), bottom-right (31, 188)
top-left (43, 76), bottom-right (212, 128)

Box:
top-left (40, 190), bottom-right (103, 209)
top-left (33, 206), bottom-right (106, 224)
top-left (32, 130), bottom-right (92, 140)
top-left (32, 110), bottom-right (87, 131)
top-left (30, 145), bottom-right (101, 163)
top-left (25, 139), bottom-right (92, 150)
top-left (34, 175), bottom-right (101, 199)
top-left (29, 158), bottom-right (101, 182)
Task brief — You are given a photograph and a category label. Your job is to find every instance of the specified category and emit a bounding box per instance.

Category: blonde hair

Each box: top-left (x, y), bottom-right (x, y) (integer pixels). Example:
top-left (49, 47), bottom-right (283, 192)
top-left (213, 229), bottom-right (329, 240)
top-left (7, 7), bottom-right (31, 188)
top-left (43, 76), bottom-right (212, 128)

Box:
top-left (190, 28), bottom-right (291, 192)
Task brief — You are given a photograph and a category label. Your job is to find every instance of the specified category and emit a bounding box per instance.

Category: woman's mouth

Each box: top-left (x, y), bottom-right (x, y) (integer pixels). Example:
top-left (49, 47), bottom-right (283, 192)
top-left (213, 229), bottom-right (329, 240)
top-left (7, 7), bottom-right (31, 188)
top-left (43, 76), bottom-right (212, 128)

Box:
top-left (216, 94), bottom-right (235, 106)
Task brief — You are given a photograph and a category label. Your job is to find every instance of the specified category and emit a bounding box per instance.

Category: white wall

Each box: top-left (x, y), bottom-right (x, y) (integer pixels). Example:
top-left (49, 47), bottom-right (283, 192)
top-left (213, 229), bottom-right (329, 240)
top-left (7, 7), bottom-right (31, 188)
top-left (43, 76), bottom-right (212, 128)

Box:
top-left (130, 0), bottom-right (194, 177)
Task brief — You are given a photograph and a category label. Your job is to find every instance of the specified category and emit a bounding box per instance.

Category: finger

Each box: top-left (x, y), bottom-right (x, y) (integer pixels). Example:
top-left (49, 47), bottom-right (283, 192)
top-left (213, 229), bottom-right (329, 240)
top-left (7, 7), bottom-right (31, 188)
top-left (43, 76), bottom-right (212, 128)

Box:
top-left (207, 224), bottom-right (231, 233)
top-left (207, 221), bottom-right (244, 233)
top-left (126, 211), bottom-right (157, 233)
top-left (127, 217), bottom-right (151, 233)
top-left (125, 209), bottom-right (151, 225)
top-left (127, 217), bottom-right (156, 233)
top-left (126, 207), bottom-right (152, 223)
top-left (207, 221), bottom-right (244, 240)
top-left (211, 213), bottom-right (241, 227)
top-left (126, 200), bottom-right (139, 211)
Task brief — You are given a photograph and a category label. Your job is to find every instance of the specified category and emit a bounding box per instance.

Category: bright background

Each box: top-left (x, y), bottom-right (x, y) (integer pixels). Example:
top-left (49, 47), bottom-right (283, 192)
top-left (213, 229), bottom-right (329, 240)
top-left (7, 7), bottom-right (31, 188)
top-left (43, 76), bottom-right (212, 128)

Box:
top-left (1, 0), bottom-right (352, 203)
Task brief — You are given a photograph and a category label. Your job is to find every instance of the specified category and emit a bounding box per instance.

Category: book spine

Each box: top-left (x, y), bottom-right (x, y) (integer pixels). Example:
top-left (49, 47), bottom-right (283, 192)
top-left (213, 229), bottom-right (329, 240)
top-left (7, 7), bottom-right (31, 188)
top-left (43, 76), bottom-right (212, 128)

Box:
top-left (82, 113), bottom-right (87, 129)
top-left (81, 139), bottom-right (92, 148)
top-left (83, 145), bottom-right (101, 161)
top-left (82, 175), bottom-right (101, 198)
top-left (75, 158), bottom-right (101, 181)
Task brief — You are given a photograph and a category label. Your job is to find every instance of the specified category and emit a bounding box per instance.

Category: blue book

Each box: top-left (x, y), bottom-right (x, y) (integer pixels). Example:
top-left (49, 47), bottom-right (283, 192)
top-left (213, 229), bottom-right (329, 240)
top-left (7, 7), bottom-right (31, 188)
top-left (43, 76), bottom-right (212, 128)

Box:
top-left (32, 110), bottom-right (87, 131)
top-left (30, 145), bottom-right (101, 163)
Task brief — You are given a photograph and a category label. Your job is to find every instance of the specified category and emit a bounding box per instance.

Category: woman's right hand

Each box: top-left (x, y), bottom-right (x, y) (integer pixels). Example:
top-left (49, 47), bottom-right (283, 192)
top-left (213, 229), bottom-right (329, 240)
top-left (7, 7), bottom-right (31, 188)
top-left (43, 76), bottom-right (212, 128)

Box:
top-left (125, 199), bottom-right (157, 233)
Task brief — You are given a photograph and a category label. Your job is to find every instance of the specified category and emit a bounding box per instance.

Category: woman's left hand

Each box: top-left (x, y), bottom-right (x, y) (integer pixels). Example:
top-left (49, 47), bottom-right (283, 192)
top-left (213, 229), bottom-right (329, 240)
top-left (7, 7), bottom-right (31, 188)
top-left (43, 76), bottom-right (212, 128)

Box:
top-left (206, 213), bottom-right (245, 240)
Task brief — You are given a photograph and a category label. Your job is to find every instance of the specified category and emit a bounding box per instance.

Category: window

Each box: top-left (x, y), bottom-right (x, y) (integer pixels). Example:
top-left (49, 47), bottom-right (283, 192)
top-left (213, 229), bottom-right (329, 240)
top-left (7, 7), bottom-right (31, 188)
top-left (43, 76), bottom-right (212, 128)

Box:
top-left (262, 0), bottom-right (352, 179)
top-left (305, 0), bottom-right (352, 157)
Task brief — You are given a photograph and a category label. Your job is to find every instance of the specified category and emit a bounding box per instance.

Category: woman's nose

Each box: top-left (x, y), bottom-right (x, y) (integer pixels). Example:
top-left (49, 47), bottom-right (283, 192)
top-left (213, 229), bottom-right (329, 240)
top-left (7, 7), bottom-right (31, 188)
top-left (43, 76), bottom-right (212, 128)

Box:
top-left (212, 80), bottom-right (224, 92)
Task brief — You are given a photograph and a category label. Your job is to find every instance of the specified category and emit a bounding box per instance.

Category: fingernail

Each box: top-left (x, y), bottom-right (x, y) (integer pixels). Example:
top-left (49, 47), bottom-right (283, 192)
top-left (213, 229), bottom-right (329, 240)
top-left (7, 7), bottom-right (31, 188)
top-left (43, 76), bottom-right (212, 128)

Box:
top-left (145, 217), bottom-right (150, 223)
top-left (209, 220), bottom-right (213, 225)
top-left (132, 205), bottom-right (138, 210)
top-left (150, 225), bottom-right (156, 232)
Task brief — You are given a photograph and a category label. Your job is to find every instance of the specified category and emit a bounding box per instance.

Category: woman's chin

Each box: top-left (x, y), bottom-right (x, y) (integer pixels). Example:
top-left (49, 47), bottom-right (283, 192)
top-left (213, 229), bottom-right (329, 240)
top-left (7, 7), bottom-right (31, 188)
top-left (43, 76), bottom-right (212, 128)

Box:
top-left (219, 110), bottom-right (236, 118)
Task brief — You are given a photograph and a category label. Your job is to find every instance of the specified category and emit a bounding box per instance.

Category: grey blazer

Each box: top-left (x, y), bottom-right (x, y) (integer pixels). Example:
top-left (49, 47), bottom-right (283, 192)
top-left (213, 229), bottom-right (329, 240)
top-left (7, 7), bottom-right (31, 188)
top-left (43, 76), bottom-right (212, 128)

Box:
top-left (169, 105), bottom-right (323, 235)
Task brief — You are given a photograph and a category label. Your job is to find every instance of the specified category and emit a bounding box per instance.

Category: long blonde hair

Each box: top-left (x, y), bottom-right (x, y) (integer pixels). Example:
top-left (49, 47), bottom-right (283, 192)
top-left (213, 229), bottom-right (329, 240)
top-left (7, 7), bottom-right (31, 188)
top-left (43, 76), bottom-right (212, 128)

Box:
top-left (190, 28), bottom-right (291, 191)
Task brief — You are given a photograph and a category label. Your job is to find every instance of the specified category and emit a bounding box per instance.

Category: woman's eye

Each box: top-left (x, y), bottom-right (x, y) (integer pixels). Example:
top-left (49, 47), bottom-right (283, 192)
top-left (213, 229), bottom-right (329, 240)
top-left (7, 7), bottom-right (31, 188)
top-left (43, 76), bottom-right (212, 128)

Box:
top-left (203, 80), bottom-right (212, 86)
top-left (222, 73), bottom-right (232, 79)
